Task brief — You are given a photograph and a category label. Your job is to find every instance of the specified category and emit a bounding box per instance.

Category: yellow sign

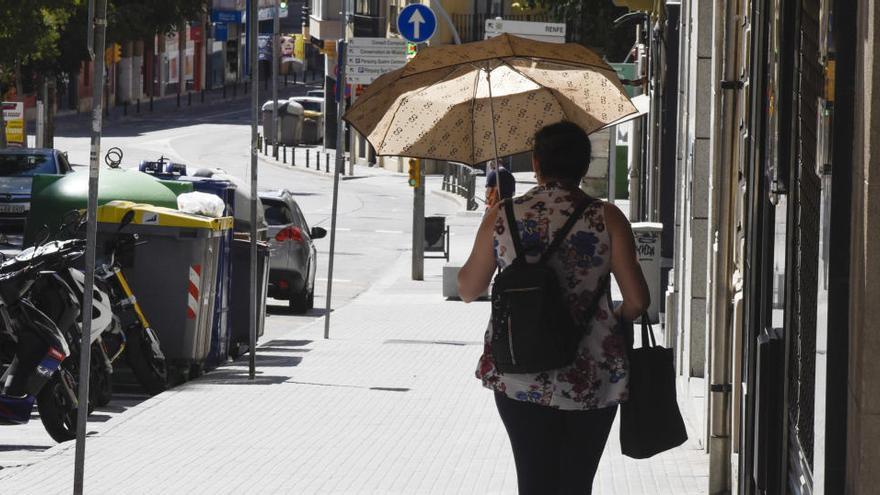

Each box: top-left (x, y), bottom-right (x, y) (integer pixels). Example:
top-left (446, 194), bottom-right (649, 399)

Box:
top-left (294, 34), bottom-right (305, 61)
top-left (2, 101), bottom-right (24, 147)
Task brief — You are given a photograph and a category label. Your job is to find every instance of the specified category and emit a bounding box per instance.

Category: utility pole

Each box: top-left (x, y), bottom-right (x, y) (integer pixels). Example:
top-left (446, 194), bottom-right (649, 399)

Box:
top-left (74, 0), bottom-right (107, 493)
top-left (248, 0), bottom-right (259, 379)
top-left (324, 0), bottom-right (352, 339)
top-left (412, 160), bottom-right (425, 280)
top-left (272, 0), bottom-right (280, 157)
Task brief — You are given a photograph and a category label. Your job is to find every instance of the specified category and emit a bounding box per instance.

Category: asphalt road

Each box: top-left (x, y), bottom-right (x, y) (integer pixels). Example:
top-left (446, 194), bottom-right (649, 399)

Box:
top-left (0, 85), bottom-right (465, 468)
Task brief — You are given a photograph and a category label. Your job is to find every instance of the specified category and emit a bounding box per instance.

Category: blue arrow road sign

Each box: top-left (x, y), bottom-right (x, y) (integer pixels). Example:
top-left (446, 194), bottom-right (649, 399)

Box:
top-left (397, 4), bottom-right (436, 43)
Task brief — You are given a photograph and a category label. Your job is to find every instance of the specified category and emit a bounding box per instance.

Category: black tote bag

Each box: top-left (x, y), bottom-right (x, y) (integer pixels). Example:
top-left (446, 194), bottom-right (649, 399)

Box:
top-left (619, 315), bottom-right (688, 459)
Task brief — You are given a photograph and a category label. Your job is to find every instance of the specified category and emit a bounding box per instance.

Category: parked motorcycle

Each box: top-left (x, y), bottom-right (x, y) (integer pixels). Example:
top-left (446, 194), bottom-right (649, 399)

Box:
top-left (0, 238), bottom-right (110, 442)
top-left (54, 209), bottom-right (167, 395)
top-left (97, 214), bottom-right (167, 394)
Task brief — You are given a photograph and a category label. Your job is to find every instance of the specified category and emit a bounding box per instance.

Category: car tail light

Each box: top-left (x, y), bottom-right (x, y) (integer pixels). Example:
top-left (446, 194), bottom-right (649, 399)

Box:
top-left (275, 226), bottom-right (304, 243)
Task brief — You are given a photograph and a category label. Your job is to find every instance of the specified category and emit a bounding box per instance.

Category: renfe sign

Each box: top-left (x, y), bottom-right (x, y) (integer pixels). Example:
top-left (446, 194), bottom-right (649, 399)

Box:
top-left (484, 19), bottom-right (567, 44)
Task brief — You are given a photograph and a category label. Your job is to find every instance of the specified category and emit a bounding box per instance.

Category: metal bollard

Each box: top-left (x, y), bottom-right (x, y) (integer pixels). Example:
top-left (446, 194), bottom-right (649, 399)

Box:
top-left (325, 153), bottom-right (329, 173)
top-left (306, 149), bottom-right (310, 168)
top-left (177, 93), bottom-right (180, 108)
top-left (136, 98), bottom-right (140, 114)
top-left (188, 92), bottom-right (192, 106)
top-left (150, 96), bottom-right (154, 111)
top-left (283, 146), bottom-right (287, 164)
top-left (292, 146), bottom-right (296, 166)
top-left (293, 73), bottom-right (298, 85)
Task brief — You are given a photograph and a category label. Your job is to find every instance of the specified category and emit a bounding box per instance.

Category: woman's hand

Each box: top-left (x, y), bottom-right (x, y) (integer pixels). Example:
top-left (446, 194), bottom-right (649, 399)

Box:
top-left (458, 202), bottom-right (502, 302)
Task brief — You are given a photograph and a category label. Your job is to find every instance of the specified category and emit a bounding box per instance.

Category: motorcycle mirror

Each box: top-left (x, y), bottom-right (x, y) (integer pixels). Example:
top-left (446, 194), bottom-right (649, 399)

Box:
top-left (35, 224), bottom-right (51, 247)
top-left (119, 210), bottom-right (136, 232)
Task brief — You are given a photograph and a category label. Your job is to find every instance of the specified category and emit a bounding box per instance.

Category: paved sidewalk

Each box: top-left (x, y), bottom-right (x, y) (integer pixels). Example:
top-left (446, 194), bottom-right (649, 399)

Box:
top-left (0, 213), bottom-right (707, 494)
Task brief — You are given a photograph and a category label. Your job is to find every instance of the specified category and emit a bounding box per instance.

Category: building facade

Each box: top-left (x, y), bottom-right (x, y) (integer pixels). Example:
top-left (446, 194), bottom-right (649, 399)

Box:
top-left (652, 0), bottom-right (879, 492)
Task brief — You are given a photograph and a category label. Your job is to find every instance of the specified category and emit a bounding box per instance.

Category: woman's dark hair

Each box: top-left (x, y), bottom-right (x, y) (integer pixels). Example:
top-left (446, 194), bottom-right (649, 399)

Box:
top-left (533, 121), bottom-right (592, 184)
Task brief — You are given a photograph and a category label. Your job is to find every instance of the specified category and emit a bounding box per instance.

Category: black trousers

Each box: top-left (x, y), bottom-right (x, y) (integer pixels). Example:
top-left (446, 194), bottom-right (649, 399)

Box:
top-left (494, 392), bottom-right (617, 495)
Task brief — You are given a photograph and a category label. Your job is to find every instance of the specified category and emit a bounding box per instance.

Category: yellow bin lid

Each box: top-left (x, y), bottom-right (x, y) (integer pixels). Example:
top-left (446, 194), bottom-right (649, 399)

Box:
top-left (96, 201), bottom-right (233, 231)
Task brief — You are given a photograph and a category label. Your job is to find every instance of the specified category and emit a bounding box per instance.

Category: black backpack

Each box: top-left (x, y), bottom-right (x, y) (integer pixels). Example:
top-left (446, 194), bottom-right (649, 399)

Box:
top-left (490, 195), bottom-right (601, 374)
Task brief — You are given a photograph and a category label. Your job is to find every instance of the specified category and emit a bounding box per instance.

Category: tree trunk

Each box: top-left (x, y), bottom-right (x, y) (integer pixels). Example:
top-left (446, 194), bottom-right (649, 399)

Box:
top-left (14, 59), bottom-right (23, 96)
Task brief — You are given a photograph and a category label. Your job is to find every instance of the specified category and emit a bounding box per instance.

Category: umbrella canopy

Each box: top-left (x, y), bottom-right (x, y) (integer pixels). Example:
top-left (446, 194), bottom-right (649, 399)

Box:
top-left (343, 34), bottom-right (637, 166)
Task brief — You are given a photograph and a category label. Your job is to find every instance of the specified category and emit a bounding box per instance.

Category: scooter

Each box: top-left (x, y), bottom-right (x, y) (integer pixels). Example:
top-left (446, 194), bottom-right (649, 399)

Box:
top-left (0, 239), bottom-right (110, 442)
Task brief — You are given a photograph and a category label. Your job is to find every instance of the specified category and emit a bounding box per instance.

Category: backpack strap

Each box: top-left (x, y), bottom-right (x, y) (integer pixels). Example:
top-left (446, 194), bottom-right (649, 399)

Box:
top-left (540, 196), bottom-right (596, 263)
top-left (503, 198), bottom-right (524, 260)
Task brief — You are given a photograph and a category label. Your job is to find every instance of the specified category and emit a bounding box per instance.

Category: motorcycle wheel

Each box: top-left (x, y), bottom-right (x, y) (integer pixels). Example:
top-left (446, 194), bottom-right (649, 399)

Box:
top-left (90, 352), bottom-right (113, 408)
top-left (125, 326), bottom-right (168, 395)
top-left (36, 371), bottom-right (78, 443)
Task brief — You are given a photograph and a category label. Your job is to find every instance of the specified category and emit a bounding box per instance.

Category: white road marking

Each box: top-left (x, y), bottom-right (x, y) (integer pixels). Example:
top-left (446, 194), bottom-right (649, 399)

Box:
top-left (375, 229), bottom-right (404, 234)
top-left (316, 278), bottom-right (352, 283)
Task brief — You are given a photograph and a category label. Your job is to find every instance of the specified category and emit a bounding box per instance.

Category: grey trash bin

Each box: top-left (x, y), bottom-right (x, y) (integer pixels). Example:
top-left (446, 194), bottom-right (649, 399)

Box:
top-left (278, 101), bottom-right (304, 146)
top-left (96, 201), bottom-right (233, 379)
top-left (261, 100), bottom-right (287, 145)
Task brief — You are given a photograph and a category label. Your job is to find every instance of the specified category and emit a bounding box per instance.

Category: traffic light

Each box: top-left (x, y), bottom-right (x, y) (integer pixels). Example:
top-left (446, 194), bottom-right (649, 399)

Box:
top-left (113, 43), bottom-right (121, 64)
top-left (408, 158), bottom-right (420, 188)
top-left (280, 1), bottom-right (288, 8)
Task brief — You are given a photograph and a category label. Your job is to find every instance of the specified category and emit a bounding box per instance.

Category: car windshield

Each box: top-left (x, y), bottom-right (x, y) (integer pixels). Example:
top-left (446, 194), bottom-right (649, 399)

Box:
top-left (262, 201), bottom-right (293, 226)
top-left (298, 101), bottom-right (322, 112)
top-left (0, 153), bottom-right (56, 177)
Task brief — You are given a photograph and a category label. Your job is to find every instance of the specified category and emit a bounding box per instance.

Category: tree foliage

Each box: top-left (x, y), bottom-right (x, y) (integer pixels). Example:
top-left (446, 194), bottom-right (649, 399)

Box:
top-left (0, 0), bottom-right (80, 91)
top-left (0, 0), bottom-right (206, 94)
top-left (538, 0), bottom-right (633, 61)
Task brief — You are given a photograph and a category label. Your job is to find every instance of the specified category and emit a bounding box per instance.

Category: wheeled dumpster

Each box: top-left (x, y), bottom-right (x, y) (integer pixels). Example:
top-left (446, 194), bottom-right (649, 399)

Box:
top-left (95, 201), bottom-right (233, 380)
top-left (229, 236), bottom-right (269, 359)
top-left (180, 177), bottom-right (237, 368)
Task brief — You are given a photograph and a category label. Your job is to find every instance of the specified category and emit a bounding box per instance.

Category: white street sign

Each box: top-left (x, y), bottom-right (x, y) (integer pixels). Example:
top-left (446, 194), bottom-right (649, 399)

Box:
top-left (346, 38), bottom-right (407, 85)
top-left (485, 19), bottom-right (566, 44)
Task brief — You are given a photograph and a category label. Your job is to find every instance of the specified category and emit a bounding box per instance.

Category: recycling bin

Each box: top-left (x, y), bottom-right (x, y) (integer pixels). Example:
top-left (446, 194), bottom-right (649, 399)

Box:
top-left (262, 100), bottom-right (305, 146)
top-left (229, 237), bottom-right (270, 358)
top-left (180, 178), bottom-right (237, 368)
top-left (95, 201), bottom-right (233, 378)
top-left (25, 169), bottom-right (189, 246)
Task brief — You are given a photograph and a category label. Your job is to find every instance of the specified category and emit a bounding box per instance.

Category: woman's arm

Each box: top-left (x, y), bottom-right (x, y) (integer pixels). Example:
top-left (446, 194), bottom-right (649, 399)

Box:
top-left (458, 203), bottom-right (501, 303)
top-left (605, 203), bottom-right (650, 321)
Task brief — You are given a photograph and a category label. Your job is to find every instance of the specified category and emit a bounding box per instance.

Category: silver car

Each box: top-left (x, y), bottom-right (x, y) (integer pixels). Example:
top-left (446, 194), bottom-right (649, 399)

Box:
top-left (260, 190), bottom-right (326, 312)
top-left (0, 148), bottom-right (74, 232)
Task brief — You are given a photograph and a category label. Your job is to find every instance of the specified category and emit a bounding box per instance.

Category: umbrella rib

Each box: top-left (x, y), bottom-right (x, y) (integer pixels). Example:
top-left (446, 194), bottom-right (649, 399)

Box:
top-left (469, 68), bottom-right (480, 165)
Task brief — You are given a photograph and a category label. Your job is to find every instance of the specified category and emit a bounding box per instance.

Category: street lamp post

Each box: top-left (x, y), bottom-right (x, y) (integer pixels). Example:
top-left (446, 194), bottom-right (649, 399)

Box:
top-left (74, 0), bottom-right (108, 492)
top-left (248, 0), bottom-right (259, 379)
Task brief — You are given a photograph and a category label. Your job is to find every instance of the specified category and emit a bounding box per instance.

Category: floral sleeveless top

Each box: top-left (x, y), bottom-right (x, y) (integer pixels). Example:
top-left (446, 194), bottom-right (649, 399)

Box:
top-left (476, 183), bottom-right (629, 411)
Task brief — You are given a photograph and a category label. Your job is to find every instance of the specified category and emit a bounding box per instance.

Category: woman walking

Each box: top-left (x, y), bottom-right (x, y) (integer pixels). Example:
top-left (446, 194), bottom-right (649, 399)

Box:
top-left (458, 121), bottom-right (650, 494)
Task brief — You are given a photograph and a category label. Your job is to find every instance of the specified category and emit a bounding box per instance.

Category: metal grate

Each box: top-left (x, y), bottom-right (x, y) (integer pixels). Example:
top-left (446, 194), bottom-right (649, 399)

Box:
top-left (788, 0), bottom-right (821, 474)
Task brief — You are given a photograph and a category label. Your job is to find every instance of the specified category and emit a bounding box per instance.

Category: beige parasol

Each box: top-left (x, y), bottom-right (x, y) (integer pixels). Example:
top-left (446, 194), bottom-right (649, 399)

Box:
top-left (343, 34), bottom-right (637, 166)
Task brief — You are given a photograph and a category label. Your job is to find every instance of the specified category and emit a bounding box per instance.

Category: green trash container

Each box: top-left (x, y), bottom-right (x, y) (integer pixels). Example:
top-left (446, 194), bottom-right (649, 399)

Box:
top-left (96, 201), bottom-right (233, 380)
top-left (25, 168), bottom-right (189, 245)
